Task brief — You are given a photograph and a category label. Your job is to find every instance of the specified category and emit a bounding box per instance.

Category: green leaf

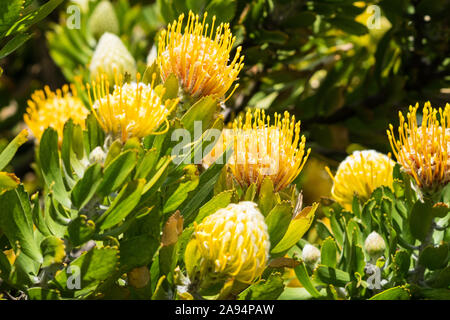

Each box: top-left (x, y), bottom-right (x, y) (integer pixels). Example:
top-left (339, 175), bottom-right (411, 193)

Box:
top-left (206, 0), bottom-right (236, 23)
top-left (257, 178), bottom-right (275, 216)
top-left (313, 265), bottom-right (351, 287)
top-left (70, 163), bottom-right (102, 210)
top-left (195, 190), bottom-right (234, 223)
top-left (180, 151), bottom-right (229, 224)
top-left (369, 286), bottom-right (411, 300)
top-left (39, 128), bottom-right (70, 208)
top-left (238, 273), bottom-right (285, 300)
top-left (53, 247), bottom-right (119, 292)
top-left (96, 179), bottom-right (145, 231)
top-left (265, 202), bottom-right (292, 249)
top-left (143, 155), bottom-right (173, 193)
top-left (27, 287), bottom-right (61, 300)
top-left (0, 129), bottom-right (28, 170)
top-left (40, 236), bottom-right (65, 267)
top-left (142, 61), bottom-right (161, 86)
top-left (0, 186), bottom-right (43, 263)
top-left (85, 113), bottom-right (105, 153)
top-left (393, 250), bottom-right (410, 278)
top-left (181, 96), bottom-right (218, 135)
top-left (134, 148), bottom-right (158, 180)
top-left (0, 172), bottom-right (19, 191)
top-left (162, 74), bottom-right (179, 100)
top-left (409, 199), bottom-right (434, 241)
top-left (328, 17), bottom-right (368, 36)
top-left (0, 32), bottom-right (32, 59)
top-left (119, 234), bottom-right (160, 272)
top-left (294, 261), bottom-right (322, 298)
top-left (321, 237), bottom-right (337, 268)
top-left (67, 215), bottom-right (96, 247)
top-left (97, 149), bottom-right (137, 196)
top-left (419, 243), bottom-right (449, 270)
top-left (0, 249), bottom-right (11, 279)
top-left (163, 179), bottom-right (199, 214)
top-left (0, 0), bottom-right (23, 34)
top-left (271, 203), bottom-right (318, 254)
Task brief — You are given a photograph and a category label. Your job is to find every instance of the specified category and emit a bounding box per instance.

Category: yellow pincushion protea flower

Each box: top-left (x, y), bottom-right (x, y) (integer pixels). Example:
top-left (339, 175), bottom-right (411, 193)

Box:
top-left (24, 85), bottom-right (89, 145)
top-left (86, 74), bottom-right (179, 142)
top-left (157, 11), bottom-right (244, 100)
top-left (387, 102), bottom-right (450, 191)
top-left (205, 109), bottom-right (310, 192)
top-left (185, 201), bottom-right (270, 288)
top-left (325, 150), bottom-right (395, 210)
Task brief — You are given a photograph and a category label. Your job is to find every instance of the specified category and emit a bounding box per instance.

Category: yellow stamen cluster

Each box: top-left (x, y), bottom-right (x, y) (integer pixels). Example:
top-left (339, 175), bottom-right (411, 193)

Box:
top-left (387, 102), bottom-right (450, 191)
top-left (326, 150), bottom-right (395, 210)
top-left (208, 109), bottom-right (310, 192)
top-left (157, 11), bottom-right (244, 100)
top-left (24, 85), bottom-right (89, 145)
top-left (86, 74), bottom-right (179, 142)
top-left (185, 201), bottom-right (270, 286)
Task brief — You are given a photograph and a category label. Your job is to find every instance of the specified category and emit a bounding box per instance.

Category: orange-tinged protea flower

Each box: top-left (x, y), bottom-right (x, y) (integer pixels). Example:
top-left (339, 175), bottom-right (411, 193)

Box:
top-left (387, 102), bottom-right (450, 191)
top-left (24, 85), bottom-right (89, 145)
top-left (86, 74), bottom-right (179, 142)
top-left (157, 11), bottom-right (244, 100)
top-left (205, 109), bottom-right (310, 192)
top-left (325, 150), bottom-right (395, 210)
top-left (185, 201), bottom-right (270, 287)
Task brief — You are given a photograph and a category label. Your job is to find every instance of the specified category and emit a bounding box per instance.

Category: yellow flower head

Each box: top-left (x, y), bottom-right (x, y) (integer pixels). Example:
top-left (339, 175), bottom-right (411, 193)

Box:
top-left (387, 102), bottom-right (450, 191)
top-left (24, 85), bottom-right (89, 145)
top-left (86, 73), bottom-right (179, 142)
top-left (157, 11), bottom-right (244, 100)
top-left (185, 201), bottom-right (270, 286)
top-left (326, 150), bottom-right (395, 210)
top-left (206, 109), bottom-right (310, 192)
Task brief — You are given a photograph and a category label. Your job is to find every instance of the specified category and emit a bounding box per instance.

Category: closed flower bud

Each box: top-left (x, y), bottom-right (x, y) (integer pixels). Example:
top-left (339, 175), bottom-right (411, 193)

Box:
top-left (302, 244), bottom-right (320, 267)
top-left (89, 146), bottom-right (106, 164)
top-left (89, 32), bottom-right (137, 84)
top-left (88, 0), bottom-right (119, 39)
top-left (364, 231), bottom-right (386, 259)
top-left (185, 202), bottom-right (270, 289)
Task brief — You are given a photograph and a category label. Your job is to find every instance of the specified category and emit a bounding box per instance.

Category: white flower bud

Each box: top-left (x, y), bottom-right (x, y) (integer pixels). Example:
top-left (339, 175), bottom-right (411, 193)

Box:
top-left (89, 32), bottom-right (137, 84)
top-left (89, 146), bottom-right (106, 164)
top-left (88, 0), bottom-right (119, 39)
top-left (302, 244), bottom-right (321, 267)
top-left (364, 231), bottom-right (386, 259)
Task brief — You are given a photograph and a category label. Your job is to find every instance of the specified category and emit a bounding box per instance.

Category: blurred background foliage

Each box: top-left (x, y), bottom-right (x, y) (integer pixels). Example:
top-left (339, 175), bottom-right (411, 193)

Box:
top-left (0, 0), bottom-right (449, 206)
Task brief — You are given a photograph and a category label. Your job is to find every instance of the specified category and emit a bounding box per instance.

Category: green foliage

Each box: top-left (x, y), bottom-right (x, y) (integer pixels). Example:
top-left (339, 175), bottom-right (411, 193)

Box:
top-left (0, 0), bottom-right (449, 301)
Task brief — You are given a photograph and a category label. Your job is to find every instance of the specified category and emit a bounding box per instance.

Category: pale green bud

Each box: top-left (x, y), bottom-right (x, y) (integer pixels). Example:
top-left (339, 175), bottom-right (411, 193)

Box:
top-left (89, 146), bottom-right (106, 164)
top-left (88, 0), bottom-right (119, 39)
top-left (89, 32), bottom-right (137, 83)
top-left (364, 231), bottom-right (386, 259)
top-left (302, 244), bottom-right (320, 267)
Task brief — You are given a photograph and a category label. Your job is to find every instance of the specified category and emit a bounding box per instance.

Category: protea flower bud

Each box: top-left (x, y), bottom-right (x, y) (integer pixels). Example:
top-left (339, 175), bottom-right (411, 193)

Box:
top-left (24, 85), bottom-right (89, 146)
top-left (88, 0), bottom-right (119, 39)
top-left (85, 74), bottom-right (179, 142)
top-left (387, 102), bottom-right (450, 193)
top-left (89, 32), bottom-right (137, 84)
top-left (364, 231), bottom-right (386, 259)
top-left (302, 244), bottom-right (320, 267)
top-left (157, 11), bottom-right (244, 101)
top-left (325, 150), bottom-right (394, 211)
top-left (89, 146), bottom-right (106, 164)
top-left (185, 201), bottom-right (270, 289)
